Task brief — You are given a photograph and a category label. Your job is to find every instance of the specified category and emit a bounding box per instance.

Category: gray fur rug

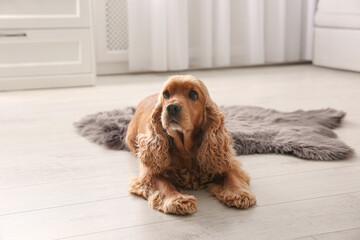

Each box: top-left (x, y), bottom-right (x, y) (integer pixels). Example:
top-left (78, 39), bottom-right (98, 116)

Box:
top-left (74, 106), bottom-right (353, 160)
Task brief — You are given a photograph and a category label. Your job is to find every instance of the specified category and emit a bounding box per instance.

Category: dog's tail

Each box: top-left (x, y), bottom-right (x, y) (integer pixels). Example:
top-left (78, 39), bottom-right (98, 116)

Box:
top-left (74, 107), bottom-right (136, 151)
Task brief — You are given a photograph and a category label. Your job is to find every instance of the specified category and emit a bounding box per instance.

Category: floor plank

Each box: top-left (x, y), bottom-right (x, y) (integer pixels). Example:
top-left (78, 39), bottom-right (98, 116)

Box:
top-left (252, 164), bottom-right (360, 206)
top-left (313, 227), bottom-right (360, 240)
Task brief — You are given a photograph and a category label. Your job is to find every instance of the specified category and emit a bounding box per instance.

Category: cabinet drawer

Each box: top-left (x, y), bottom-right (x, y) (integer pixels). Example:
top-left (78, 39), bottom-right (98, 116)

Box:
top-left (0, 0), bottom-right (90, 29)
top-left (0, 29), bottom-right (93, 77)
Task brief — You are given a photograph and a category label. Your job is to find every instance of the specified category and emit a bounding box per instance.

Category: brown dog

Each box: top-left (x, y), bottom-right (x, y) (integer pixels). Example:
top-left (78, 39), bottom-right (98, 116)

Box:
top-left (125, 75), bottom-right (256, 214)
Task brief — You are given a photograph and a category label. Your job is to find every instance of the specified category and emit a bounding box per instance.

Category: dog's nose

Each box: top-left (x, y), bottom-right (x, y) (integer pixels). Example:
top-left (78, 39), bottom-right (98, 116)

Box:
top-left (166, 103), bottom-right (181, 116)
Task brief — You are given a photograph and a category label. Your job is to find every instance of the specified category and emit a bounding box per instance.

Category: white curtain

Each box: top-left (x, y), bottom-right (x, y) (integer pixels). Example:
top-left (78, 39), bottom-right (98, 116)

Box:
top-left (127, 0), bottom-right (316, 72)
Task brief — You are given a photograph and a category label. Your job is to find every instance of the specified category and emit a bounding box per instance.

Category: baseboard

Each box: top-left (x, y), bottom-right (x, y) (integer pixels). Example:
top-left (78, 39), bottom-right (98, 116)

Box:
top-left (96, 62), bottom-right (130, 75)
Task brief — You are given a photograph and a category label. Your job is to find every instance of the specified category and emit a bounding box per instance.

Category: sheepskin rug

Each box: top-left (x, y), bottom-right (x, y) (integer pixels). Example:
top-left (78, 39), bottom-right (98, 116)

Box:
top-left (74, 106), bottom-right (353, 160)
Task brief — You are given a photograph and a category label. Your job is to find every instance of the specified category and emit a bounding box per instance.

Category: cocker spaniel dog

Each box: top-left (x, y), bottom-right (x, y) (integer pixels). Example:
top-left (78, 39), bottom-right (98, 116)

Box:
top-left (125, 75), bottom-right (256, 214)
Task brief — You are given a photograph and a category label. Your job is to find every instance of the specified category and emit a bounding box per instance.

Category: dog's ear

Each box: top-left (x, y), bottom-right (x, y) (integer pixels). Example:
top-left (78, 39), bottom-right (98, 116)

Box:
top-left (197, 100), bottom-right (234, 174)
top-left (136, 98), bottom-right (170, 174)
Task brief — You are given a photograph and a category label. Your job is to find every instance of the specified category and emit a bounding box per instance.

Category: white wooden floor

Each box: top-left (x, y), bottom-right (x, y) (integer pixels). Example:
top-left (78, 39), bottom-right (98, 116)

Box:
top-left (0, 64), bottom-right (360, 240)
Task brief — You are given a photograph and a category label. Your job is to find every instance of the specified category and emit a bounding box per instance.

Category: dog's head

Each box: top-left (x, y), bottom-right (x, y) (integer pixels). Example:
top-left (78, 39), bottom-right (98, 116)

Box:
top-left (144, 75), bottom-right (233, 174)
top-left (159, 75), bottom-right (208, 135)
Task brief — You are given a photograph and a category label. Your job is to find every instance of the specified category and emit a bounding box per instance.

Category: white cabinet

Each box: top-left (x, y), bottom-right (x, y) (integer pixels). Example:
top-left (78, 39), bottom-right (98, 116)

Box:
top-left (0, 0), bottom-right (95, 91)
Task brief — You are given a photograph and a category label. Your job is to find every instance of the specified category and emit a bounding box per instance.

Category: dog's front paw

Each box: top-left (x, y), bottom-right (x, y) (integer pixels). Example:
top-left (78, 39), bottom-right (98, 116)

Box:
top-left (210, 184), bottom-right (256, 209)
top-left (221, 190), bottom-right (257, 209)
top-left (151, 193), bottom-right (197, 215)
top-left (166, 194), bottom-right (197, 215)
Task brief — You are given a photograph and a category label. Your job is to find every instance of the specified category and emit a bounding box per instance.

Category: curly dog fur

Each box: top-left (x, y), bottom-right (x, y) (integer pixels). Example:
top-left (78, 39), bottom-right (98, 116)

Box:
top-left (125, 75), bottom-right (256, 214)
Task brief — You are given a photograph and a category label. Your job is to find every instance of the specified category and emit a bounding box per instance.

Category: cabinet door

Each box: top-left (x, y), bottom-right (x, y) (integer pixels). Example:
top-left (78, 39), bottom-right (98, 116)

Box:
top-left (0, 29), bottom-right (93, 77)
top-left (0, 0), bottom-right (90, 28)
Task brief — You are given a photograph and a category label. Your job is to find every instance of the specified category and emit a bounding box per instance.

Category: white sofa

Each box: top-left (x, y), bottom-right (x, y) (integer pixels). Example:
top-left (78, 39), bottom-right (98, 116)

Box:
top-left (313, 0), bottom-right (360, 72)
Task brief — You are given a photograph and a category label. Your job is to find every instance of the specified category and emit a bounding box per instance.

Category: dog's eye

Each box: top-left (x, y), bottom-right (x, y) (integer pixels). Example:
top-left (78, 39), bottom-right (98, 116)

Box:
top-left (189, 90), bottom-right (198, 101)
top-left (163, 91), bottom-right (170, 100)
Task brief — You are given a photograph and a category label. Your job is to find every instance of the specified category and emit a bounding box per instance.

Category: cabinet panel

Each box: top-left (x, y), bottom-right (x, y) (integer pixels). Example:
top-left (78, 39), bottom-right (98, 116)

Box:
top-left (0, 0), bottom-right (90, 28)
top-left (0, 29), bottom-right (93, 77)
